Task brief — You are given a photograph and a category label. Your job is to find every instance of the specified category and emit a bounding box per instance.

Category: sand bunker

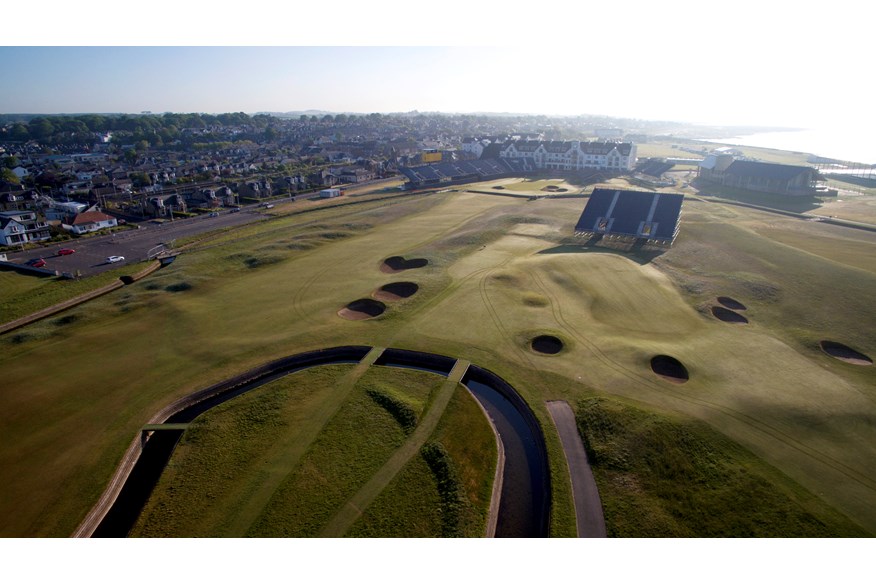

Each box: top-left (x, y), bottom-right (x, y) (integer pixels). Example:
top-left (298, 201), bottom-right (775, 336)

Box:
top-left (711, 306), bottom-right (749, 324)
top-left (531, 335), bottom-right (564, 355)
top-left (717, 296), bottom-right (747, 310)
top-left (373, 282), bottom-right (419, 301)
top-left (338, 298), bottom-right (386, 320)
top-left (651, 355), bottom-right (689, 383)
top-left (380, 256), bottom-right (429, 273)
top-left (820, 341), bottom-right (873, 366)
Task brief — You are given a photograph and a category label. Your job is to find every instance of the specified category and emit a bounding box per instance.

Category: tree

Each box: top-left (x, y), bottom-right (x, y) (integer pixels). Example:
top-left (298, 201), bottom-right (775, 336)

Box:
top-left (3, 155), bottom-right (20, 169)
top-left (10, 123), bottom-right (30, 142)
top-left (130, 172), bottom-right (152, 188)
top-left (1, 168), bottom-right (20, 185)
top-left (28, 117), bottom-right (55, 141)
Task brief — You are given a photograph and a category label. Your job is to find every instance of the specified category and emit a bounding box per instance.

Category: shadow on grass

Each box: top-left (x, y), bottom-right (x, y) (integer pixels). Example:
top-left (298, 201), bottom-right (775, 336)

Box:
top-left (537, 240), bottom-right (667, 265)
top-left (695, 183), bottom-right (822, 213)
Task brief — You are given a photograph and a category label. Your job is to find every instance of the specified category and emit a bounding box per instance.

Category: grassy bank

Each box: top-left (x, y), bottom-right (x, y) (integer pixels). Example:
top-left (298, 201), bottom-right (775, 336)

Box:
top-left (575, 397), bottom-right (867, 536)
top-left (132, 365), bottom-right (496, 537)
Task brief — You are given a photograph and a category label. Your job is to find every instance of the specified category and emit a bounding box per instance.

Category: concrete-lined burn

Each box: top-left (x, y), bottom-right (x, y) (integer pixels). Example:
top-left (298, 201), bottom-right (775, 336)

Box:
top-left (338, 298), bottom-right (386, 320)
top-left (88, 346), bottom-right (550, 538)
top-left (717, 296), bottom-right (747, 310)
top-left (380, 256), bottom-right (429, 273)
top-left (531, 335), bottom-right (564, 355)
top-left (820, 341), bottom-right (873, 366)
top-left (711, 306), bottom-right (749, 324)
top-left (373, 282), bottom-right (419, 301)
top-left (650, 355), bottom-right (689, 383)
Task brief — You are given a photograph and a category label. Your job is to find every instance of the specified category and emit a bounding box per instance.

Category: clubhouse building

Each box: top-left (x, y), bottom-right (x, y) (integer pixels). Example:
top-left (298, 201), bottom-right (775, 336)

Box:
top-left (499, 140), bottom-right (637, 172)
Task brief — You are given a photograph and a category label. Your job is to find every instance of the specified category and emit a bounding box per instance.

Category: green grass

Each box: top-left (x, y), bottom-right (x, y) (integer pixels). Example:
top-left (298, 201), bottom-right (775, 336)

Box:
top-left (130, 365), bottom-right (353, 537)
top-left (348, 385), bottom-right (496, 537)
top-left (0, 267), bottom-right (133, 325)
top-left (1, 182), bottom-right (875, 537)
top-left (131, 362), bottom-right (497, 537)
top-left (575, 396), bottom-right (868, 536)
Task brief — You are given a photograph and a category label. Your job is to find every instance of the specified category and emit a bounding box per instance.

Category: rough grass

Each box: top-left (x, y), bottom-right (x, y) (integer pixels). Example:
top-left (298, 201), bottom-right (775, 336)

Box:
top-left (575, 397), bottom-right (868, 537)
top-left (349, 386), bottom-right (497, 537)
top-left (130, 362), bottom-right (495, 537)
top-left (130, 365), bottom-right (352, 537)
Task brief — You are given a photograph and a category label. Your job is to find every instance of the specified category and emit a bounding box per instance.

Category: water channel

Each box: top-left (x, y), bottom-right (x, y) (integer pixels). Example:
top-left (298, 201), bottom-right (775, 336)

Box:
top-left (92, 347), bottom-right (550, 537)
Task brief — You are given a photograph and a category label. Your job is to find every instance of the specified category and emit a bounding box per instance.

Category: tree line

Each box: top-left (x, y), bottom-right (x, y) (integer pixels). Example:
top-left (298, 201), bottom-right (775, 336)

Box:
top-left (0, 112), bottom-right (265, 146)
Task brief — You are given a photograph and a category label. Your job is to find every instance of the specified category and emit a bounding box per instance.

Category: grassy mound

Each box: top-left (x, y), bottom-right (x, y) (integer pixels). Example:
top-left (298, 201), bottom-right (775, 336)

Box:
top-left (575, 397), bottom-right (868, 537)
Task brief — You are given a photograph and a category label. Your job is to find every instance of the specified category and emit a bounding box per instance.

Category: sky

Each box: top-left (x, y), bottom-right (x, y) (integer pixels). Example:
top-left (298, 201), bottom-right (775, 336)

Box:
top-left (3, 1), bottom-right (874, 159)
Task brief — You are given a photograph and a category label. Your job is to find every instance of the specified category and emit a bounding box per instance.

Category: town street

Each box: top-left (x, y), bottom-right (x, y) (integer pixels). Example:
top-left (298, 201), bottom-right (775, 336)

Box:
top-left (7, 207), bottom-right (267, 277)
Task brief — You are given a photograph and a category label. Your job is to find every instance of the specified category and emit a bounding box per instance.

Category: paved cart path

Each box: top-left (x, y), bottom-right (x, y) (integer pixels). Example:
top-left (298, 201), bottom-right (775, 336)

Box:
top-left (546, 400), bottom-right (606, 538)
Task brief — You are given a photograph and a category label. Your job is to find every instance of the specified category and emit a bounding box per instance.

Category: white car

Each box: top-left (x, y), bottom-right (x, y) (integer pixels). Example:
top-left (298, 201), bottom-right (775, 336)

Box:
top-left (106, 255), bottom-right (125, 263)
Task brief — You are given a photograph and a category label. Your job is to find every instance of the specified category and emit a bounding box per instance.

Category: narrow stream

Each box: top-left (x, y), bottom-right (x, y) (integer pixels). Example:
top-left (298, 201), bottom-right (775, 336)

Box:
top-left (92, 347), bottom-right (550, 537)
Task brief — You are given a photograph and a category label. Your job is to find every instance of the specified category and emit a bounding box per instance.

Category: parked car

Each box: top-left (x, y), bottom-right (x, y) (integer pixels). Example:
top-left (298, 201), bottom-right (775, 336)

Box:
top-left (27, 258), bottom-right (47, 268)
top-left (106, 256), bottom-right (125, 263)
top-left (229, 207), bottom-right (241, 213)
top-left (208, 212), bottom-right (219, 217)
top-left (58, 248), bottom-right (75, 255)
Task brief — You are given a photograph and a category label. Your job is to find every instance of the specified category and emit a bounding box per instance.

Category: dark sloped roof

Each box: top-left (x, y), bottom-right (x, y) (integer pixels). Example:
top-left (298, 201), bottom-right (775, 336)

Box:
top-left (480, 142), bottom-right (503, 159)
top-left (725, 160), bottom-right (814, 180)
top-left (544, 141), bottom-right (575, 153)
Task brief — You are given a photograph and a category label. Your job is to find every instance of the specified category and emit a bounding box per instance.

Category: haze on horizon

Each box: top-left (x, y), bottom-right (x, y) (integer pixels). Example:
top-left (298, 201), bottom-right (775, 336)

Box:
top-left (3, 2), bottom-right (872, 143)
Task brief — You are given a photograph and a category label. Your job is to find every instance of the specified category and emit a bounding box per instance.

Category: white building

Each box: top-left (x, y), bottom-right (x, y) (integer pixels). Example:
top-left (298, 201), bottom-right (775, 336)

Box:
top-left (69, 210), bottom-right (118, 235)
top-left (0, 210), bottom-right (51, 246)
top-left (461, 138), bottom-right (489, 158)
top-left (499, 140), bottom-right (637, 172)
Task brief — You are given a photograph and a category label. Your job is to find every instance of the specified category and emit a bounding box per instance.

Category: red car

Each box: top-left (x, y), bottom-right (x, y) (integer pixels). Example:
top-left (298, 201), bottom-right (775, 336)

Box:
top-left (27, 258), bottom-right (47, 268)
top-left (58, 248), bottom-right (75, 256)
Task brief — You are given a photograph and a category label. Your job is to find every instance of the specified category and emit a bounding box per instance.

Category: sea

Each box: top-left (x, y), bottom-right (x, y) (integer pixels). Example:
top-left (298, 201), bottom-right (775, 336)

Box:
top-left (696, 127), bottom-right (876, 166)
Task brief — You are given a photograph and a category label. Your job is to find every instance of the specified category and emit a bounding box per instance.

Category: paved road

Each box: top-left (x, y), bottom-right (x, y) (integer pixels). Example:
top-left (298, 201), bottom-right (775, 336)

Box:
top-left (546, 400), bottom-right (607, 537)
top-left (6, 182), bottom-right (406, 277)
top-left (6, 207), bottom-right (268, 277)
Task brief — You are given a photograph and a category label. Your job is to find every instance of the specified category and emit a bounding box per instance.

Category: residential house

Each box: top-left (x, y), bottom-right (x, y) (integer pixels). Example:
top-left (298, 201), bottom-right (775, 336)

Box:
top-left (183, 188), bottom-right (222, 209)
top-left (69, 210), bottom-right (118, 235)
top-left (44, 201), bottom-right (89, 223)
top-left (1, 189), bottom-right (41, 211)
top-left (145, 193), bottom-right (187, 218)
top-left (338, 167), bottom-right (375, 184)
top-left (237, 179), bottom-right (273, 199)
top-left (307, 169), bottom-right (338, 187)
top-left (0, 210), bottom-right (51, 245)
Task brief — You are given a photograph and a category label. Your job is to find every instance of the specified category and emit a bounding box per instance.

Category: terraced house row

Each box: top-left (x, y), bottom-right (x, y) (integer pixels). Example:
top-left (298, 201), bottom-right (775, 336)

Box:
top-left (498, 140), bottom-right (637, 172)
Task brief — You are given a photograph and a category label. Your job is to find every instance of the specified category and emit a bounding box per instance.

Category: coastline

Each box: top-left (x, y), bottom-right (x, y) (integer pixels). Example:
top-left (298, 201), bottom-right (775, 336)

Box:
top-left (693, 128), bottom-right (875, 165)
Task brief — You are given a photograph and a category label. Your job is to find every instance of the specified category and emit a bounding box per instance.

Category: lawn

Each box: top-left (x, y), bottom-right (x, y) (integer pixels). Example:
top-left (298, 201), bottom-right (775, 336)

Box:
top-left (132, 364), bottom-right (496, 537)
top-left (1, 182), bottom-right (874, 537)
top-left (0, 267), bottom-right (134, 326)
